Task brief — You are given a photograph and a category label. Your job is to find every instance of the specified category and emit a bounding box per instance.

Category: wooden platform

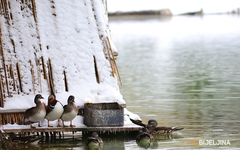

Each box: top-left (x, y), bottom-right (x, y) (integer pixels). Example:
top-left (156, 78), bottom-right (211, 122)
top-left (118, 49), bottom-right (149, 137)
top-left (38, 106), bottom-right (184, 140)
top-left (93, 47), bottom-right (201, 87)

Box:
top-left (2, 126), bottom-right (142, 133)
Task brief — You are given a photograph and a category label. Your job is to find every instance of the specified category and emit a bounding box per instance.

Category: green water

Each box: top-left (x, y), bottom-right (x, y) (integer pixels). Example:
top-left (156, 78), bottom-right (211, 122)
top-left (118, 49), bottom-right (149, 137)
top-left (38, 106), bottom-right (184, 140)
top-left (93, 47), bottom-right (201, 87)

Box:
top-left (11, 14), bottom-right (240, 149)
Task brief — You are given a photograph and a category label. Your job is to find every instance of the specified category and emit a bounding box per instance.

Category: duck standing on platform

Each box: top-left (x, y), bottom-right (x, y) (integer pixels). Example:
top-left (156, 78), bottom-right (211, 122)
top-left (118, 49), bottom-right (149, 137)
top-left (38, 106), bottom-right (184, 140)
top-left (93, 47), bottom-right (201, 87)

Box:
top-left (85, 132), bottom-right (103, 149)
top-left (147, 119), bottom-right (184, 135)
top-left (136, 127), bottom-right (154, 148)
top-left (61, 95), bottom-right (78, 127)
top-left (45, 95), bottom-right (64, 127)
top-left (24, 94), bottom-right (46, 128)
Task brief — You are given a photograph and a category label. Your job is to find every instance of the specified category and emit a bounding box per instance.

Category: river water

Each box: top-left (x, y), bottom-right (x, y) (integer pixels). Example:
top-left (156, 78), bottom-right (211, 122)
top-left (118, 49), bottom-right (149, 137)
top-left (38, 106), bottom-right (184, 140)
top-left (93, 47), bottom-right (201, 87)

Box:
top-left (16, 14), bottom-right (240, 150)
top-left (109, 14), bottom-right (240, 149)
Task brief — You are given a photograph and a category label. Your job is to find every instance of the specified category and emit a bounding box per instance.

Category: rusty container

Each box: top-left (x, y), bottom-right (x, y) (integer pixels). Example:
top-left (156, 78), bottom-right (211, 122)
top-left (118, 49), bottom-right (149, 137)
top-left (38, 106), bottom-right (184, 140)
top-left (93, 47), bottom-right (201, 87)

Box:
top-left (84, 102), bottom-right (124, 127)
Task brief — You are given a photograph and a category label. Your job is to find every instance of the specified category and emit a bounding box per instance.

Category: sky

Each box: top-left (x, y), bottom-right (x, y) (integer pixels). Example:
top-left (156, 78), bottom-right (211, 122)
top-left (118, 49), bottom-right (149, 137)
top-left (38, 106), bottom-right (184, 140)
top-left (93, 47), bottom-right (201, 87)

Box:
top-left (107, 0), bottom-right (240, 15)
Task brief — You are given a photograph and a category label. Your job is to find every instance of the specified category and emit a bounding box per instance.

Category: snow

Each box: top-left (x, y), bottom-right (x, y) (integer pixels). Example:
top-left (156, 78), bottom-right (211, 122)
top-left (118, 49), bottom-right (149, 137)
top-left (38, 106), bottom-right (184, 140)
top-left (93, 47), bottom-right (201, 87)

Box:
top-left (124, 108), bottom-right (142, 122)
top-left (1, 114), bottom-right (141, 129)
top-left (0, 0), bottom-right (124, 109)
top-left (0, 0), bottom-right (141, 129)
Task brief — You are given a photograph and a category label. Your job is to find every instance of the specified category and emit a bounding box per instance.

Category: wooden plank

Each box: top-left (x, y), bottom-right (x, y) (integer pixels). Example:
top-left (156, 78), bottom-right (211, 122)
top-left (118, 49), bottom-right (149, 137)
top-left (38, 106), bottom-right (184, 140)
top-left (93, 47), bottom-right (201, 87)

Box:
top-left (0, 109), bottom-right (26, 114)
top-left (2, 126), bottom-right (142, 133)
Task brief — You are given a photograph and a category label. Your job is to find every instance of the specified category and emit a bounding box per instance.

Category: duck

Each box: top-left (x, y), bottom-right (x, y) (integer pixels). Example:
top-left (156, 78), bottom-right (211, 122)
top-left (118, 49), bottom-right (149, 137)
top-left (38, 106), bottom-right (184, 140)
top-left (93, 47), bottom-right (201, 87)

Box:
top-left (45, 95), bottom-right (64, 127)
top-left (24, 94), bottom-right (46, 128)
top-left (147, 119), bottom-right (184, 135)
top-left (61, 95), bottom-right (78, 127)
top-left (85, 132), bottom-right (103, 149)
top-left (136, 127), bottom-right (154, 148)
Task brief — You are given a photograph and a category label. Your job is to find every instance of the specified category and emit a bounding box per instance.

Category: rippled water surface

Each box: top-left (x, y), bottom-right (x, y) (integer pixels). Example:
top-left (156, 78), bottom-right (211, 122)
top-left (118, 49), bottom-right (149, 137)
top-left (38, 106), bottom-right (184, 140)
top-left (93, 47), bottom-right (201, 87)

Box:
top-left (16, 14), bottom-right (240, 150)
top-left (110, 14), bottom-right (240, 149)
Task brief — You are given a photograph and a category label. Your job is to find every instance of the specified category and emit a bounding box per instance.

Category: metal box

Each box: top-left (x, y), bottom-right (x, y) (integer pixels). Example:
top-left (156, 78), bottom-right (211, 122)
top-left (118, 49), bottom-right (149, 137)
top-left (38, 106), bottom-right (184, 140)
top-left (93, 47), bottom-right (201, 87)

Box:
top-left (84, 102), bottom-right (124, 127)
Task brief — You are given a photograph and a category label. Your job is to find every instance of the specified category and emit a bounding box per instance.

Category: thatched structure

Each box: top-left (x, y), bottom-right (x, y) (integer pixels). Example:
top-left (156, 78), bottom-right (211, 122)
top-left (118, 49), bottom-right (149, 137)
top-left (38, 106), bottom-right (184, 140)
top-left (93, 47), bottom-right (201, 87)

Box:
top-left (0, 0), bottom-right (123, 125)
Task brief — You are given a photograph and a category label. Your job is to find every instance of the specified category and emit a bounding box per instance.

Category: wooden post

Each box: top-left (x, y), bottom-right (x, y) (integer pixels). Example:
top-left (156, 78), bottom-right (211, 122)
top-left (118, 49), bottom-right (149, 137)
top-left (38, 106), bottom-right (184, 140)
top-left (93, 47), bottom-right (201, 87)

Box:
top-left (105, 40), bottom-right (115, 77)
top-left (35, 55), bottom-right (42, 93)
top-left (7, 0), bottom-right (13, 21)
top-left (9, 64), bottom-right (16, 92)
top-left (63, 70), bottom-right (68, 92)
top-left (93, 56), bottom-right (100, 84)
top-left (107, 36), bottom-right (122, 86)
top-left (30, 60), bottom-right (36, 95)
top-left (41, 56), bottom-right (47, 79)
top-left (48, 59), bottom-right (55, 95)
top-left (0, 75), bottom-right (4, 107)
top-left (16, 63), bottom-right (23, 92)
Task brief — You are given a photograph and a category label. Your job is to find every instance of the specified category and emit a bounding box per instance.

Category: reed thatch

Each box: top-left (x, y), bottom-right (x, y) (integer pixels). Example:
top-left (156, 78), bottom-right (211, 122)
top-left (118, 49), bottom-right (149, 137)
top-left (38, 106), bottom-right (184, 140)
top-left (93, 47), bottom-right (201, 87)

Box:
top-left (0, 0), bottom-right (121, 109)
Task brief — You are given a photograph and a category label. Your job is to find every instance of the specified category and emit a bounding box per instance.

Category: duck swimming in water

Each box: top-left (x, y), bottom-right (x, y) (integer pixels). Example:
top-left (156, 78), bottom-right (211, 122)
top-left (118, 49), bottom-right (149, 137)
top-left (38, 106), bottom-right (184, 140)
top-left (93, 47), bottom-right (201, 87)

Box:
top-left (147, 119), bottom-right (184, 135)
top-left (131, 119), bottom-right (184, 135)
top-left (136, 127), bottom-right (154, 148)
top-left (24, 94), bottom-right (46, 128)
top-left (61, 95), bottom-right (78, 127)
top-left (45, 95), bottom-right (64, 127)
top-left (85, 132), bottom-right (103, 149)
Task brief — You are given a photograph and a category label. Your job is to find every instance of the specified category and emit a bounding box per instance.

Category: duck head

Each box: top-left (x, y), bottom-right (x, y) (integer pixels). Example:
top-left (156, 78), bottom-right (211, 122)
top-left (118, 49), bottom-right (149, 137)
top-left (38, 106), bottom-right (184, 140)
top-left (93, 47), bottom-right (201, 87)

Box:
top-left (147, 119), bottom-right (158, 132)
top-left (68, 95), bottom-right (75, 104)
top-left (48, 95), bottom-right (57, 105)
top-left (91, 132), bottom-right (99, 138)
top-left (34, 94), bottom-right (44, 104)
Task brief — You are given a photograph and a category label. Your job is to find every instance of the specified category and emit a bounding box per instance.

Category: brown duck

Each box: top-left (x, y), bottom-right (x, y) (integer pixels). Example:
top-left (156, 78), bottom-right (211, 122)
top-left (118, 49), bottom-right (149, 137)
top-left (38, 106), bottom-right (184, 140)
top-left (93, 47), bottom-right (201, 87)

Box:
top-left (61, 95), bottom-right (78, 127)
top-left (45, 95), bottom-right (64, 127)
top-left (131, 119), bottom-right (183, 134)
top-left (147, 119), bottom-right (184, 135)
top-left (136, 127), bottom-right (154, 148)
top-left (85, 132), bottom-right (103, 149)
top-left (24, 94), bottom-right (46, 128)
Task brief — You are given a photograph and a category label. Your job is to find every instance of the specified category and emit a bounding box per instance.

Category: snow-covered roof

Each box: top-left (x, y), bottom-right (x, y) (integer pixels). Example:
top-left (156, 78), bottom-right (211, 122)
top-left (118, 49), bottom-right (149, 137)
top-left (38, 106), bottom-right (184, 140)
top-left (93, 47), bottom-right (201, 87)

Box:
top-left (0, 0), bottom-right (125, 110)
